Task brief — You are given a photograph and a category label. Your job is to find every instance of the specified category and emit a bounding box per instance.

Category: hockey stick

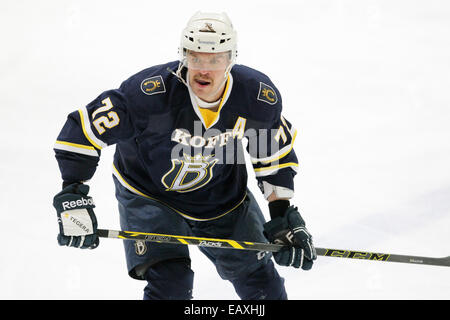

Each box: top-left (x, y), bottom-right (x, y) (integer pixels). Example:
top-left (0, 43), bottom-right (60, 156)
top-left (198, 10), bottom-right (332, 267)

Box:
top-left (97, 229), bottom-right (450, 267)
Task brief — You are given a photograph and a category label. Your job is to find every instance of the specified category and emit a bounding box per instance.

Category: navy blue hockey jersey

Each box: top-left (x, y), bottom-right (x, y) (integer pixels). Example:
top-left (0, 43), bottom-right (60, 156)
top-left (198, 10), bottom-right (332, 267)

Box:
top-left (54, 61), bottom-right (298, 221)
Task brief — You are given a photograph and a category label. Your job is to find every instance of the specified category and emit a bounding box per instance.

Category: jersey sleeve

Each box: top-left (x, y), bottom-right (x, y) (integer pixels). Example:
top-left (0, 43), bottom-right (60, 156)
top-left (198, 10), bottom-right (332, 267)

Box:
top-left (54, 84), bottom-right (137, 183)
top-left (240, 71), bottom-right (298, 199)
top-left (249, 114), bottom-right (298, 199)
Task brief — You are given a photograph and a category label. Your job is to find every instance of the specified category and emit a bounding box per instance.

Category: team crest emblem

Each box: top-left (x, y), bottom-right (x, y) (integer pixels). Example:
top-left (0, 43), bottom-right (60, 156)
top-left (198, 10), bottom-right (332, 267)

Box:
top-left (257, 82), bottom-right (278, 105)
top-left (134, 240), bottom-right (147, 256)
top-left (161, 154), bottom-right (219, 193)
top-left (141, 75), bottom-right (166, 95)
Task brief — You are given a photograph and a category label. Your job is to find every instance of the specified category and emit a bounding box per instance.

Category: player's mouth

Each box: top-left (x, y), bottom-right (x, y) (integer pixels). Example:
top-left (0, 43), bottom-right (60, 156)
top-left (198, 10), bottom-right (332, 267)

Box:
top-left (194, 78), bottom-right (212, 88)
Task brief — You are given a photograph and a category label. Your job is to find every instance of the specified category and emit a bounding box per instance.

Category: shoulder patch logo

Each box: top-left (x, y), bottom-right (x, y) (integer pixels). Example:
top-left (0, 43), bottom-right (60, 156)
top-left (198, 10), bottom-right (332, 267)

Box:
top-left (257, 82), bottom-right (278, 105)
top-left (141, 75), bottom-right (166, 96)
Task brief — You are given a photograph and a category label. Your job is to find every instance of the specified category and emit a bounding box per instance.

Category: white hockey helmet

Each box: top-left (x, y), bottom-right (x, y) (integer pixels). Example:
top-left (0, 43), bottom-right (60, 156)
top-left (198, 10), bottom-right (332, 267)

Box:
top-left (179, 11), bottom-right (237, 65)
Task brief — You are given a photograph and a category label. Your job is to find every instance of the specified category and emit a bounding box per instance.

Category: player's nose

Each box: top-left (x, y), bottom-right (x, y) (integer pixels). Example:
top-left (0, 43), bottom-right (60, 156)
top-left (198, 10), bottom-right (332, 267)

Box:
top-left (197, 69), bottom-right (211, 75)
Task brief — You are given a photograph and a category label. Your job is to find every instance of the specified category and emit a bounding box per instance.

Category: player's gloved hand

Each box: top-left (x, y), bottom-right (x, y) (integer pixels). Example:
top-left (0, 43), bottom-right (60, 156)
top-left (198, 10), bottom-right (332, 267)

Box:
top-left (53, 182), bottom-right (99, 249)
top-left (263, 205), bottom-right (316, 270)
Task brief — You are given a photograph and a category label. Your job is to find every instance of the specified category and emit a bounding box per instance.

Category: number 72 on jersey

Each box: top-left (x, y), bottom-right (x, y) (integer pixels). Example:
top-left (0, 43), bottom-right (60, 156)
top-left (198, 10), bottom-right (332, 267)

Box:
top-left (92, 97), bottom-right (120, 135)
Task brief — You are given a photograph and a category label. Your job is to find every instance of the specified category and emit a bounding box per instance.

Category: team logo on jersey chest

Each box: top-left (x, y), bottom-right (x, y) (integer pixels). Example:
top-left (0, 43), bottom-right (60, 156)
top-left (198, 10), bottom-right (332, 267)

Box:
top-left (257, 82), bottom-right (278, 105)
top-left (161, 153), bottom-right (219, 193)
top-left (141, 75), bottom-right (166, 95)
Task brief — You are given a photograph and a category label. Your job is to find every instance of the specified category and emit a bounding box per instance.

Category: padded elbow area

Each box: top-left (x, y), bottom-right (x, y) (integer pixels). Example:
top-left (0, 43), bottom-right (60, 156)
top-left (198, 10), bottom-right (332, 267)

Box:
top-left (143, 258), bottom-right (194, 300)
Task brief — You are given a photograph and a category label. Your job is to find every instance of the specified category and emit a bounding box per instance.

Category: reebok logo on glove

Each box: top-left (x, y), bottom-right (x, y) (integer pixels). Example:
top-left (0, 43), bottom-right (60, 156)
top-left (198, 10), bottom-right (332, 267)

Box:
top-left (61, 197), bottom-right (95, 210)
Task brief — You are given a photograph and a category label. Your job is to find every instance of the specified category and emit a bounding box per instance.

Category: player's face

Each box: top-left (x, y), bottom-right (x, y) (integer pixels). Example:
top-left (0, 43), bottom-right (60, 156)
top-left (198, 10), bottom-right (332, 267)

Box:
top-left (186, 51), bottom-right (231, 102)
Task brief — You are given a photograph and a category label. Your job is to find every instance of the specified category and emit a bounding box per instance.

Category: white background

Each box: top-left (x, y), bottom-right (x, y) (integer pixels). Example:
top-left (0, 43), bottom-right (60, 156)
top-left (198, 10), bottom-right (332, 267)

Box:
top-left (0, 0), bottom-right (449, 299)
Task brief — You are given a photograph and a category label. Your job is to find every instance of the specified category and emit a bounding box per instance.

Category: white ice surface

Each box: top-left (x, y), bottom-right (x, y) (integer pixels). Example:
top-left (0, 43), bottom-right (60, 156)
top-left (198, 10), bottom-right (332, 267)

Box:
top-left (0, 0), bottom-right (449, 299)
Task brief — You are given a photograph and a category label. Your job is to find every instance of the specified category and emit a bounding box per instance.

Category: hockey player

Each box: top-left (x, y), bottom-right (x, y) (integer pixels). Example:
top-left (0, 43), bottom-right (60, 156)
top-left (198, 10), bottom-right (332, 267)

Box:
top-left (52, 11), bottom-right (316, 300)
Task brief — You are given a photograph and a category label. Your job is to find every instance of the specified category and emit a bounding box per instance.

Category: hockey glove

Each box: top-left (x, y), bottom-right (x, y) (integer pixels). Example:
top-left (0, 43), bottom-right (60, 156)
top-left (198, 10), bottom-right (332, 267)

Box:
top-left (53, 183), bottom-right (99, 249)
top-left (263, 206), bottom-right (317, 270)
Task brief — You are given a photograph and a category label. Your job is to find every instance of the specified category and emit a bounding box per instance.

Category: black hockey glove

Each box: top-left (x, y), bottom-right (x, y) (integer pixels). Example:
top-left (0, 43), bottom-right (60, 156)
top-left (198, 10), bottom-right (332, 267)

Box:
top-left (263, 205), bottom-right (317, 270)
top-left (53, 183), bottom-right (99, 249)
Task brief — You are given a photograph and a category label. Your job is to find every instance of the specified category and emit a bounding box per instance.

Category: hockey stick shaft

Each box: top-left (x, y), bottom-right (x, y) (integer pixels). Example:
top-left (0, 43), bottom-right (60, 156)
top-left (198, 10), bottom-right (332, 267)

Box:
top-left (97, 229), bottom-right (450, 267)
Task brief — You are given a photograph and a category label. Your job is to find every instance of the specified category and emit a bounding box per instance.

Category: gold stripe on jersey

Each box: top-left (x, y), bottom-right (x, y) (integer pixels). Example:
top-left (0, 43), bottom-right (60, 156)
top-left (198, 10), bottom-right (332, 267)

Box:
top-left (78, 108), bottom-right (107, 150)
top-left (250, 129), bottom-right (298, 164)
top-left (54, 140), bottom-right (99, 157)
top-left (254, 162), bottom-right (299, 177)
